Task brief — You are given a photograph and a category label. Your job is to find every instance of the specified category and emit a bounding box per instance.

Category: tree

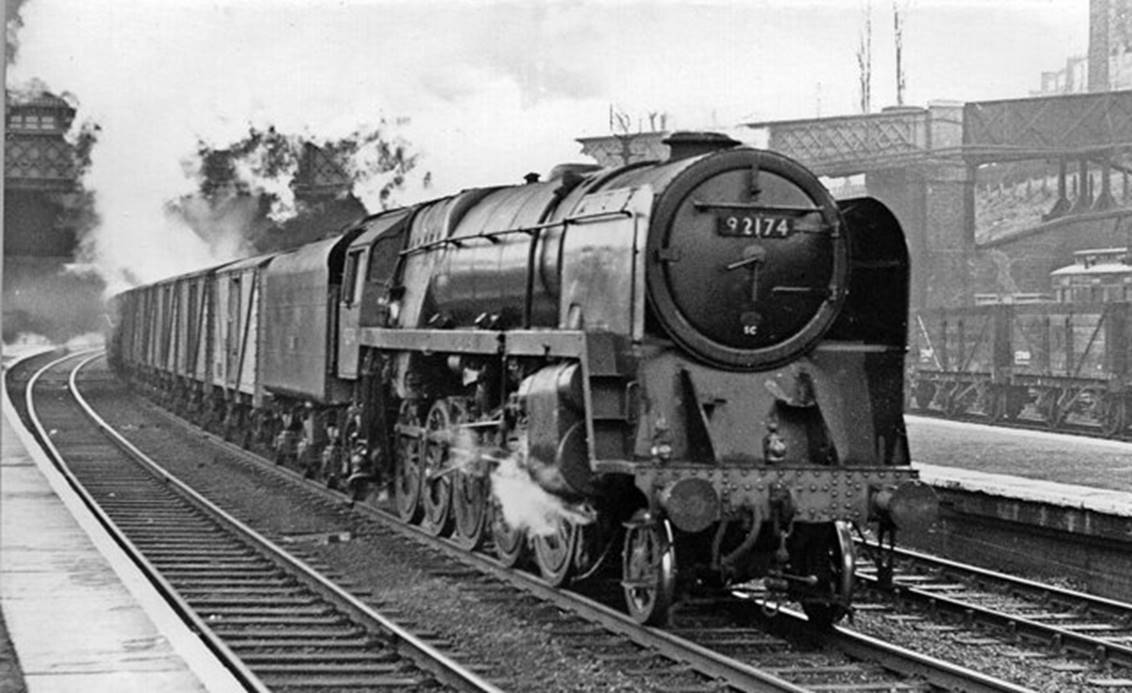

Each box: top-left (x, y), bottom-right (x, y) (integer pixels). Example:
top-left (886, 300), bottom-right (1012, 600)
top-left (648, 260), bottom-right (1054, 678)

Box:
top-left (174, 123), bottom-right (426, 253)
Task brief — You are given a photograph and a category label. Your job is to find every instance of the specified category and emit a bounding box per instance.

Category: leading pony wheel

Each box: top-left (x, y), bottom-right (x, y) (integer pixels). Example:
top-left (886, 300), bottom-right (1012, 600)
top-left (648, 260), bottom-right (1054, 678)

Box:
top-left (622, 513), bottom-right (676, 626)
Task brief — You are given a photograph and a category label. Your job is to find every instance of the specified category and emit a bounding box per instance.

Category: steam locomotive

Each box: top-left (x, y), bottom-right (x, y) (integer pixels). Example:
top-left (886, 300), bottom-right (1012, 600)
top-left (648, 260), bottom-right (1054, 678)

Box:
top-left (110, 132), bottom-right (937, 626)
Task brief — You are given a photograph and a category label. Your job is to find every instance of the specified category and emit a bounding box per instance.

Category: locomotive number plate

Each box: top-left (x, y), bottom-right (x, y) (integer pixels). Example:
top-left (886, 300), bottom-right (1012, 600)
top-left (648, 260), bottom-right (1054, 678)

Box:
top-left (716, 213), bottom-right (795, 238)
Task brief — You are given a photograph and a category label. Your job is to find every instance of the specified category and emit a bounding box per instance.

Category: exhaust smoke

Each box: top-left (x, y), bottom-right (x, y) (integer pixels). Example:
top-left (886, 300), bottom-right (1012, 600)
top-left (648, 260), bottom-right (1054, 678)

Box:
top-left (445, 423), bottom-right (593, 538)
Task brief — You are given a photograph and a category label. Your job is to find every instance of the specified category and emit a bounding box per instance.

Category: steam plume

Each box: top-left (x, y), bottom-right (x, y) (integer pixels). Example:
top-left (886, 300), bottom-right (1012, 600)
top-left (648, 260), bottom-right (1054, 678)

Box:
top-left (448, 425), bottom-right (593, 538)
top-left (6, 0), bottom-right (29, 64)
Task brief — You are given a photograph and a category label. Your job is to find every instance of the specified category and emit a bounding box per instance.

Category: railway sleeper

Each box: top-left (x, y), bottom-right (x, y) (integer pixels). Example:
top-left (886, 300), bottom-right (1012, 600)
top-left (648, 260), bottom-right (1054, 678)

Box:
top-left (189, 597), bottom-right (329, 610)
top-left (162, 574), bottom-right (293, 585)
top-left (208, 625), bottom-right (366, 638)
top-left (202, 614), bottom-right (347, 627)
top-left (237, 652), bottom-right (401, 664)
top-left (225, 637), bottom-right (379, 650)
top-left (176, 585), bottom-right (307, 595)
top-left (254, 674), bottom-right (427, 689)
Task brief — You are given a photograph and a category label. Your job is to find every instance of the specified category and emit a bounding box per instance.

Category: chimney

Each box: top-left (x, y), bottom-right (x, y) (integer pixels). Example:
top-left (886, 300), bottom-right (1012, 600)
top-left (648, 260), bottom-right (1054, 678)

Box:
top-left (663, 131), bottom-right (741, 161)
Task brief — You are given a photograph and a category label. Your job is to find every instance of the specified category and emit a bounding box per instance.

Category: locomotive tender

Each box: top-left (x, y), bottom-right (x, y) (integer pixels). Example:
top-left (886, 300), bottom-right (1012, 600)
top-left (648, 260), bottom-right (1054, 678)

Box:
top-left (110, 132), bottom-right (937, 626)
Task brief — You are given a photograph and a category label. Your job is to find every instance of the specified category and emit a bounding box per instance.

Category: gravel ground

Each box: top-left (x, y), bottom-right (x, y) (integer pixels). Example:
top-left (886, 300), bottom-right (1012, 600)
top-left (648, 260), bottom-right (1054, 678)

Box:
top-left (57, 362), bottom-right (1132, 692)
top-left (849, 606), bottom-right (1128, 693)
top-left (907, 415), bottom-right (1132, 492)
top-left (88, 374), bottom-right (688, 692)
top-left (116, 383), bottom-right (1120, 691)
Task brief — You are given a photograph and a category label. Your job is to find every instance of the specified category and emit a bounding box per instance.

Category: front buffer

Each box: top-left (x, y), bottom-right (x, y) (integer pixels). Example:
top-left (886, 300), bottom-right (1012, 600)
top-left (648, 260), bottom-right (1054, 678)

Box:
top-left (626, 463), bottom-right (937, 626)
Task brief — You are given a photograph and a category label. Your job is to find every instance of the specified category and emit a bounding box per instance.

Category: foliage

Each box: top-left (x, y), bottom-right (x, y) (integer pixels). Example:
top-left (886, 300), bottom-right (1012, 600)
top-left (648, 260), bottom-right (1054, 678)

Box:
top-left (180, 122), bottom-right (424, 252)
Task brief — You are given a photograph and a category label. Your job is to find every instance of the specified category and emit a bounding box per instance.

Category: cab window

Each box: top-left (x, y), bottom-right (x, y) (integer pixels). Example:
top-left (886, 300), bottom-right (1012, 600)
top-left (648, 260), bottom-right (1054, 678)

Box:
top-left (343, 250), bottom-right (363, 305)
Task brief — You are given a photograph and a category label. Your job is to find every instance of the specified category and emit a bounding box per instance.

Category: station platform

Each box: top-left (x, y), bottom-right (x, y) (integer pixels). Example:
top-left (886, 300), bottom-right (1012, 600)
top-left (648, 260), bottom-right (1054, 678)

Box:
top-left (1, 348), bottom-right (245, 692)
top-left (905, 415), bottom-right (1132, 599)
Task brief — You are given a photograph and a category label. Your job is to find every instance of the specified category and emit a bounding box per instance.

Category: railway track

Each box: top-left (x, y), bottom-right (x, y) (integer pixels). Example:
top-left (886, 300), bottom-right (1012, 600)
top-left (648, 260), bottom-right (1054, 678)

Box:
top-left (853, 541), bottom-right (1132, 685)
top-left (41, 352), bottom-right (1041, 692)
top-left (22, 351), bottom-right (501, 692)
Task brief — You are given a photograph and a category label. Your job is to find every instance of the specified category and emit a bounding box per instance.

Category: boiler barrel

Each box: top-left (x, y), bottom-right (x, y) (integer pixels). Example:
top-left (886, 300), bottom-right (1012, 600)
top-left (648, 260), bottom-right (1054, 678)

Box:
top-left (429, 182), bottom-right (569, 328)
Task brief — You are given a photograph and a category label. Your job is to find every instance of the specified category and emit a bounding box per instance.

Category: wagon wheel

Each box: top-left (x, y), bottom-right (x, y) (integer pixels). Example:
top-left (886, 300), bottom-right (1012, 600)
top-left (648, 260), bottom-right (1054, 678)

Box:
top-left (948, 383), bottom-right (975, 418)
top-left (253, 410), bottom-right (275, 451)
top-left (238, 408), bottom-right (254, 450)
top-left (911, 380), bottom-right (936, 412)
top-left (490, 497), bottom-right (528, 567)
top-left (990, 389), bottom-right (1007, 422)
top-left (999, 387), bottom-right (1027, 422)
top-left (533, 516), bottom-right (579, 587)
top-left (622, 512), bottom-right (676, 626)
top-left (453, 426), bottom-right (493, 550)
top-left (394, 401), bottom-right (425, 524)
top-left (938, 382), bottom-right (958, 417)
top-left (974, 383), bottom-right (995, 418)
top-left (1044, 390), bottom-right (1064, 430)
top-left (799, 521), bottom-right (855, 629)
top-left (420, 399), bottom-right (458, 537)
top-left (1102, 396), bottom-right (1127, 437)
top-left (221, 403), bottom-right (238, 442)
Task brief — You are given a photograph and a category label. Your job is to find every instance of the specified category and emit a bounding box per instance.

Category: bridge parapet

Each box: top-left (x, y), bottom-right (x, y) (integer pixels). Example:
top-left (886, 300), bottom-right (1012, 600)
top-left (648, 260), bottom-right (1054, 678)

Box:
top-left (749, 107), bottom-right (933, 177)
top-left (963, 90), bottom-right (1132, 162)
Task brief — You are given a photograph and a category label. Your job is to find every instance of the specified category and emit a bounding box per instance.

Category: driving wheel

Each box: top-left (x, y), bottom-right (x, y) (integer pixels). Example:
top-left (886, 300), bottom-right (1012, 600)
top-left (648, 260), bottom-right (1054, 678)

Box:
top-left (452, 426), bottom-right (492, 550)
top-left (420, 399), bottom-right (458, 536)
top-left (490, 497), bottom-right (528, 567)
top-left (533, 516), bottom-right (578, 587)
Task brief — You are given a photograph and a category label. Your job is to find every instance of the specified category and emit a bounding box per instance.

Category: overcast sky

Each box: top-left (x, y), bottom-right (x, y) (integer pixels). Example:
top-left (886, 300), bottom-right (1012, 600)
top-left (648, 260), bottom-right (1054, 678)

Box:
top-left (8, 0), bottom-right (1087, 283)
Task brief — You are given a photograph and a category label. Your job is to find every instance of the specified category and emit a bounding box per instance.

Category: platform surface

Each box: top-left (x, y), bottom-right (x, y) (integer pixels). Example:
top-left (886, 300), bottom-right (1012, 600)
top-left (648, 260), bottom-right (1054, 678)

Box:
top-left (1, 349), bottom-right (245, 692)
top-left (907, 415), bottom-right (1132, 516)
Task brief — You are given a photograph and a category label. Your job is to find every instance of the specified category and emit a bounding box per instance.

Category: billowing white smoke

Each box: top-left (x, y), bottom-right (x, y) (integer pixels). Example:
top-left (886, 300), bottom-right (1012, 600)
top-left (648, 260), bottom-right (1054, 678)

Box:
top-left (65, 332), bottom-right (105, 350)
top-left (7, 2), bottom-right (620, 301)
top-left (447, 425), bottom-right (593, 538)
top-left (63, 102), bottom-right (252, 295)
top-left (230, 152), bottom-right (298, 225)
top-left (489, 452), bottom-right (593, 537)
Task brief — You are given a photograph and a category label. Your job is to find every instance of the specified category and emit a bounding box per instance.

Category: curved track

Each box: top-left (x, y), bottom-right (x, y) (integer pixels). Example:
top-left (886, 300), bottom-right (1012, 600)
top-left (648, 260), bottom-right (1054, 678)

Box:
top-left (68, 354), bottom-right (1038, 692)
top-left (22, 351), bottom-right (501, 692)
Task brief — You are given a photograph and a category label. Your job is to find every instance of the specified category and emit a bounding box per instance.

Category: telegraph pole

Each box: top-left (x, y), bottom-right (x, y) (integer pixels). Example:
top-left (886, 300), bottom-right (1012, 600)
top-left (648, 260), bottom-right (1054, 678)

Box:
top-left (857, 1), bottom-right (872, 114)
top-left (893, 0), bottom-right (906, 106)
top-left (2, 0), bottom-right (8, 358)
